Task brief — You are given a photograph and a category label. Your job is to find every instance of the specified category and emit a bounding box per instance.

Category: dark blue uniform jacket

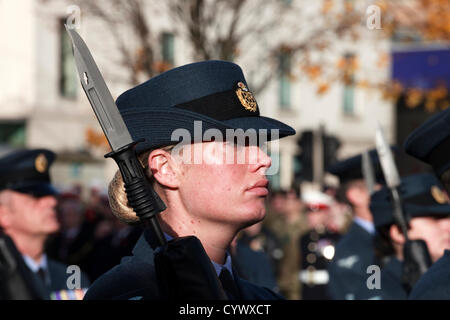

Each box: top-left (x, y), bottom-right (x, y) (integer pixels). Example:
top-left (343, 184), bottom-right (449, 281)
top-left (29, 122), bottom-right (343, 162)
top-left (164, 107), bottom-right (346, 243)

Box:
top-left (409, 250), bottom-right (450, 300)
top-left (328, 221), bottom-right (376, 300)
top-left (84, 230), bottom-right (283, 300)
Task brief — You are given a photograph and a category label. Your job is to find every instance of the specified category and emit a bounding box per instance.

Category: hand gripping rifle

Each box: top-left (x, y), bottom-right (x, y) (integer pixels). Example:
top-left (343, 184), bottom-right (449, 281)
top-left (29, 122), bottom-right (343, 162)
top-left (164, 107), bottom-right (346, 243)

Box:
top-left (66, 27), bottom-right (227, 300)
top-left (374, 124), bottom-right (432, 293)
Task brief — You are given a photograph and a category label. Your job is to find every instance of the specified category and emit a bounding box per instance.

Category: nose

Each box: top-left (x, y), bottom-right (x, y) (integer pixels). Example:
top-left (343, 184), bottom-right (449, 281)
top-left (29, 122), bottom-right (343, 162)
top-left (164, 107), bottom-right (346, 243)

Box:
top-left (39, 195), bottom-right (58, 209)
top-left (248, 146), bottom-right (272, 173)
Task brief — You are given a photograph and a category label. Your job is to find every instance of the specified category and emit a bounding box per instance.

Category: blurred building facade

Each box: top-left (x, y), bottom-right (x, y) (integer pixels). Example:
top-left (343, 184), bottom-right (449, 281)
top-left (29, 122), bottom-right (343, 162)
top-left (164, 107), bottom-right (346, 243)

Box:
top-left (1, 0), bottom-right (433, 194)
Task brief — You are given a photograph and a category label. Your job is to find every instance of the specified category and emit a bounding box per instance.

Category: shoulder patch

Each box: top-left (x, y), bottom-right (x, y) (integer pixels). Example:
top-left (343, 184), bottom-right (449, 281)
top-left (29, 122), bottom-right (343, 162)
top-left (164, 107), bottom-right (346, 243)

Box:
top-left (337, 255), bottom-right (359, 269)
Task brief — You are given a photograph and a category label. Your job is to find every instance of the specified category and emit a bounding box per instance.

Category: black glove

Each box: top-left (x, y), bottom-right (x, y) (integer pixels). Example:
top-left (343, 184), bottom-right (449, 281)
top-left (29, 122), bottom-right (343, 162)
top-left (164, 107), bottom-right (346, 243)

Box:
top-left (154, 235), bottom-right (228, 300)
top-left (401, 239), bottom-right (432, 293)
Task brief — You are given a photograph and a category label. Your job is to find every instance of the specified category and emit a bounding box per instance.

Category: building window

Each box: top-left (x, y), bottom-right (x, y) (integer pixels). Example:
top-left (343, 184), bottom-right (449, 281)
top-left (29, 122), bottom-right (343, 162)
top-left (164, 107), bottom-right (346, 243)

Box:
top-left (279, 52), bottom-right (291, 109)
top-left (0, 122), bottom-right (26, 147)
top-left (60, 19), bottom-right (78, 99)
top-left (342, 53), bottom-right (356, 115)
top-left (343, 83), bottom-right (355, 114)
top-left (161, 32), bottom-right (175, 66)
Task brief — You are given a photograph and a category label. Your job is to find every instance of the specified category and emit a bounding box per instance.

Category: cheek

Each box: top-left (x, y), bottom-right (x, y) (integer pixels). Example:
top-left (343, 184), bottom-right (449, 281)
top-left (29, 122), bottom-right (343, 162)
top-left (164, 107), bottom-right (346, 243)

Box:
top-left (186, 164), bottom-right (245, 191)
top-left (409, 222), bottom-right (430, 239)
top-left (410, 221), bottom-right (440, 247)
top-left (181, 164), bottom-right (251, 215)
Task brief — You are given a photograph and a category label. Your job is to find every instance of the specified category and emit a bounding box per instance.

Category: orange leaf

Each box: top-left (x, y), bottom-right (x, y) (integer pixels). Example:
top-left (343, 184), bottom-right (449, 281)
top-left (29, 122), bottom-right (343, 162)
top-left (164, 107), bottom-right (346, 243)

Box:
top-left (317, 82), bottom-right (330, 95)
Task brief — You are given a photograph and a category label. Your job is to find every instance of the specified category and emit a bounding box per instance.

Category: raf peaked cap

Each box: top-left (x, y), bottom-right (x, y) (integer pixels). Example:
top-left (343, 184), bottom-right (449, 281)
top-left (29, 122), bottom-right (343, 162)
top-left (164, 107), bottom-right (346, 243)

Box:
top-left (326, 149), bottom-right (386, 184)
top-left (116, 60), bottom-right (296, 154)
top-left (404, 107), bottom-right (450, 177)
top-left (369, 173), bottom-right (450, 228)
top-left (0, 149), bottom-right (57, 197)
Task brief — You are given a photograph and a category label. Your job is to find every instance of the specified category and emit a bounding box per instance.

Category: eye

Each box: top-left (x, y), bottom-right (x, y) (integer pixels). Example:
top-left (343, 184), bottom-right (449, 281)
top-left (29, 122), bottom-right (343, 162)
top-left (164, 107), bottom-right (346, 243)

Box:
top-left (233, 136), bottom-right (257, 147)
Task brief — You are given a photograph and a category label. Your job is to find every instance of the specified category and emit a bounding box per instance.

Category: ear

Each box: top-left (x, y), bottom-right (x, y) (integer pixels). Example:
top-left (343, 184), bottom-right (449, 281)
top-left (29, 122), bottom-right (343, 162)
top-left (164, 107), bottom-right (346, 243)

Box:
top-left (0, 194), bottom-right (12, 229)
top-left (148, 149), bottom-right (181, 189)
top-left (389, 224), bottom-right (406, 245)
top-left (346, 187), bottom-right (361, 206)
top-left (346, 185), bottom-right (369, 208)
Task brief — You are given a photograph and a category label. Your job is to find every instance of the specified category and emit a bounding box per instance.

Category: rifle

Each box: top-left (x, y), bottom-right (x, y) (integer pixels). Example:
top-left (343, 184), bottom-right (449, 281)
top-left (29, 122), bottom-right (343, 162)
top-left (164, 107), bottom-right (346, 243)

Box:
top-left (374, 123), bottom-right (432, 293)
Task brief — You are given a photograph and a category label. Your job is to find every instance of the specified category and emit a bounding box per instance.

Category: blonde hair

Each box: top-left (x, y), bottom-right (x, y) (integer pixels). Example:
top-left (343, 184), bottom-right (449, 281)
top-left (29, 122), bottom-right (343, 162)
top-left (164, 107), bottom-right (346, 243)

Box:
top-left (108, 145), bottom-right (175, 225)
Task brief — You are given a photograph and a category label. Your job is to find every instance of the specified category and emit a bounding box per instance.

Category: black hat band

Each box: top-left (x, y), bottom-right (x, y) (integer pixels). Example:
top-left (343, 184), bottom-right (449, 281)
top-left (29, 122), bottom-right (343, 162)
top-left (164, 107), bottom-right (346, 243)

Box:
top-left (174, 84), bottom-right (260, 121)
top-left (427, 135), bottom-right (450, 176)
top-left (0, 168), bottom-right (50, 190)
top-left (403, 192), bottom-right (446, 207)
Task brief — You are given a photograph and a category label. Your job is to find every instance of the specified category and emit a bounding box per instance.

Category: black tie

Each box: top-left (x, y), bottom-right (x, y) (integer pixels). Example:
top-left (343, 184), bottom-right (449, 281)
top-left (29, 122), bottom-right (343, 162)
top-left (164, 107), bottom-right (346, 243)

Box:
top-left (36, 268), bottom-right (46, 284)
top-left (219, 268), bottom-right (241, 300)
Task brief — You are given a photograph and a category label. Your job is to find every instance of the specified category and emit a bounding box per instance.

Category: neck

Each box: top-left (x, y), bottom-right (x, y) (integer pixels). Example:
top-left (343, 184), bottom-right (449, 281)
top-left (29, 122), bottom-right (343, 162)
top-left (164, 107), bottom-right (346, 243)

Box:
top-left (6, 230), bottom-right (46, 263)
top-left (158, 197), bottom-right (237, 265)
top-left (353, 206), bottom-right (373, 222)
top-left (390, 239), bottom-right (404, 262)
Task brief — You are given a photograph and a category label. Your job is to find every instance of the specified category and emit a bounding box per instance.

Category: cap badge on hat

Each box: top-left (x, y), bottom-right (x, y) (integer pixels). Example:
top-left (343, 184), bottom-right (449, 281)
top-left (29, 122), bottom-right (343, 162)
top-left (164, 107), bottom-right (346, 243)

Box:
top-left (35, 153), bottom-right (48, 173)
top-left (235, 82), bottom-right (258, 112)
top-left (431, 185), bottom-right (447, 204)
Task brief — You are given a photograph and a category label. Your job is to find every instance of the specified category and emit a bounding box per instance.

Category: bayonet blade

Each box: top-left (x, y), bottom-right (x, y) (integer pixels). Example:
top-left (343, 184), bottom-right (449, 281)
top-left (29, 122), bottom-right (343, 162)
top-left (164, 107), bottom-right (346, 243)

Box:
top-left (362, 151), bottom-right (375, 195)
top-left (375, 123), bottom-right (400, 189)
top-left (65, 26), bottom-right (133, 151)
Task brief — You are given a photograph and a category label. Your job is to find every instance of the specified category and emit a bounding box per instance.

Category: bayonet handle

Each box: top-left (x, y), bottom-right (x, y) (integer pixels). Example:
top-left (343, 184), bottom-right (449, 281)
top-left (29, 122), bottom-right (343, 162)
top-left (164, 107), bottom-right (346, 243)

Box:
top-left (105, 141), bottom-right (167, 246)
top-left (390, 188), bottom-right (409, 240)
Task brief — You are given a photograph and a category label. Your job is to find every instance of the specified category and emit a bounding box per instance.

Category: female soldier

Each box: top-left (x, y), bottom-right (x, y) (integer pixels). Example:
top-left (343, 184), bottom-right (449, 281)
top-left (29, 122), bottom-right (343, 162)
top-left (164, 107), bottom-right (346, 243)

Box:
top-left (84, 60), bottom-right (296, 300)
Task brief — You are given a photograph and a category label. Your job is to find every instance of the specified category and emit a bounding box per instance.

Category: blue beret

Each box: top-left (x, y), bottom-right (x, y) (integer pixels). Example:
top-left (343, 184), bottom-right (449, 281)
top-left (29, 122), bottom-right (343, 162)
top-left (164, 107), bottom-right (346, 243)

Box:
top-left (404, 107), bottom-right (450, 176)
top-left (327, 148), bottom-right (385, 184)
top-left (116, 60), bottom-right (296, 153)
top-left (370, 173), bottom-right (450, 228)
top-left (0, 149), bottom-right (58, 197)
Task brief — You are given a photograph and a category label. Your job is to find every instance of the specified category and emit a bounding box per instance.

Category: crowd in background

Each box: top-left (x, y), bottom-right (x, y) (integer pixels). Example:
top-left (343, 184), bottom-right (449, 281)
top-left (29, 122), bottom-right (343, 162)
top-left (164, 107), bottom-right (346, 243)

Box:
top-left (45, 185), bottom-right (141, 283)
top-left (45, 183), bottom-right (351, 300)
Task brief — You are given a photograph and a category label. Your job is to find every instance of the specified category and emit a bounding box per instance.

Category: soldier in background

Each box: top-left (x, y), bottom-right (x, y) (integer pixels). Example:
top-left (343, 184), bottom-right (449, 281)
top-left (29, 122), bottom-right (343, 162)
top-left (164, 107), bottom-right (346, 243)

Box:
top-left (230, 224), bottom-right (279, 293)
top-left (404, 107), bottom-right (450, 299)
top-left (0, 149), bottom-right (90, 299)
top-left (299, 190), bottom-right (340, 300)
top-left (326, 150), bottom-right (383, 300)
top-left (264, 188), bottom-right (308, 299)
top-left (368, 173), bottom-right (450, 299)
top-left (46, 192), bottom-right (96, 279)
top-left (86, 217), bottom-right (142, 281)
top-left (236, 221), bottom-right (281, 286)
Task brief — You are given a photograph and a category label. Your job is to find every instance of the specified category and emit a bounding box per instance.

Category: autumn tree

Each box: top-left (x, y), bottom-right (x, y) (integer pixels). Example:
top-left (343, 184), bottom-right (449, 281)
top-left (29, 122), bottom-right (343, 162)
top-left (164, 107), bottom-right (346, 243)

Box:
top-left (54, 0), bottom-right (449, 96)
top-left (375, 0), bottom-right (450, 111)
top-left (60, 0), bottom-right (364, 93)
top-left (52, 0), bottom-right (449, 148)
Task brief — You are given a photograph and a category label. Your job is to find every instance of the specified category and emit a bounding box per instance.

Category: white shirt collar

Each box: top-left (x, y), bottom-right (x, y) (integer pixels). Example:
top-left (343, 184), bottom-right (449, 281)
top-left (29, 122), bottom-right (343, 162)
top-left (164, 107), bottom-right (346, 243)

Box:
top-left (22, 253), bottom-right (50, 285)
top-left (22, 254), bottom-right (48, 273)
top-left (211, 252), bottom-right (234, 279)
top-left (353, 217), bottom-right (375, 235)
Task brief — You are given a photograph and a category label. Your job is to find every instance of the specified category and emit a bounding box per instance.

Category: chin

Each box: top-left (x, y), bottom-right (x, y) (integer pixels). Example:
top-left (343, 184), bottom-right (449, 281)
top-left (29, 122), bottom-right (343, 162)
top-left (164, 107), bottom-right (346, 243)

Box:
top-left (47, 222), bottom-right (61, 233)
top-left (239, 208), bottom-right (266, 227)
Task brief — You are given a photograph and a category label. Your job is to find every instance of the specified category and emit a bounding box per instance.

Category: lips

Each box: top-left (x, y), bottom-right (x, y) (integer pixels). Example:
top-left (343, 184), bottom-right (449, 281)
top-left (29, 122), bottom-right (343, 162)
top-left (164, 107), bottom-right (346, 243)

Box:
top-left (247, 179), bottom-right (269, 196)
